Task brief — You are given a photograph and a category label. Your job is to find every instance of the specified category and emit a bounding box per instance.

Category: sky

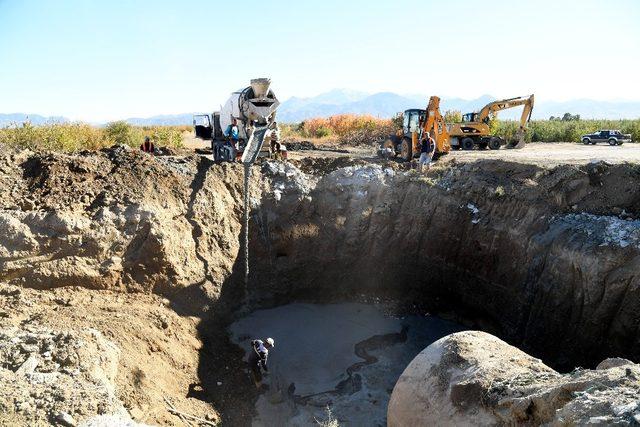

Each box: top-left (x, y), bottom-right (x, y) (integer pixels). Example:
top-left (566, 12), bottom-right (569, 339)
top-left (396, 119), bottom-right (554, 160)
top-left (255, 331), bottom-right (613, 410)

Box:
top-left (0, 0), bottom-right (639, 122)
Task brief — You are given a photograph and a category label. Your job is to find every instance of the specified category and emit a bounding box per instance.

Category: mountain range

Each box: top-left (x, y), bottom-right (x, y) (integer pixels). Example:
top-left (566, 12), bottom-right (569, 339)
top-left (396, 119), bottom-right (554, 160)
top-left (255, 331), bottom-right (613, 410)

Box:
top-left (2, 90), bottom-right (639, 127)
top-left (277, 90), bottom-right (640, 122)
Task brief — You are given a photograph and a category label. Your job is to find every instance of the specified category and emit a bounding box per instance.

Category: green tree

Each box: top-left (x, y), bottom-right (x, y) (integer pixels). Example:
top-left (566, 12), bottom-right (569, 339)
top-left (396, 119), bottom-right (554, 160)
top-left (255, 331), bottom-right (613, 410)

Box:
top-left (488, 114), bottom-right (499, 134)
top-left (105, 121), bottom-right (133, 146)
top-left (444, 110), bottom-right (462, 123)
top-left (561, 113), bottom-right (580, 122)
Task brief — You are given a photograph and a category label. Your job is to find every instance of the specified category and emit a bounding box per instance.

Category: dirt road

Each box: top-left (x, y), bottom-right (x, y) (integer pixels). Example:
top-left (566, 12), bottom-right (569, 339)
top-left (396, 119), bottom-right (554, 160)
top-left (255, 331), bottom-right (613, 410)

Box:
top-left (286, 142), bottom-right (640, 167)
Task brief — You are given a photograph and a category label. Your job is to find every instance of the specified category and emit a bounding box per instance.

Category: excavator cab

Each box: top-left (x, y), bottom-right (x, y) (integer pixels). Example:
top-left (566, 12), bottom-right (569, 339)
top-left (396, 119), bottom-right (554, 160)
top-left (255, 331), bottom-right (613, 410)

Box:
top-left (403, 109), bottom-right (425, 137)
top-left (461, 112), bottom-right (479, 123)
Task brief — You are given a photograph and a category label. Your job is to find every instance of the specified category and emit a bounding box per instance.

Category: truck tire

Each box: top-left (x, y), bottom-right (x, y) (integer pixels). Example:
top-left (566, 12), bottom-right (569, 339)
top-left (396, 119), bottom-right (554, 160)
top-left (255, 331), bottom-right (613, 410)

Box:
top-left (489, 137), bottom-right (501, 150)
top-left (582, 138), bottom-right (590, 145)
top-left (609, 138), bottom-right (618, 146)
top-left (461, 137), bottom-right (475, 150)
top-left (400, 138), bottom-right (413, 161)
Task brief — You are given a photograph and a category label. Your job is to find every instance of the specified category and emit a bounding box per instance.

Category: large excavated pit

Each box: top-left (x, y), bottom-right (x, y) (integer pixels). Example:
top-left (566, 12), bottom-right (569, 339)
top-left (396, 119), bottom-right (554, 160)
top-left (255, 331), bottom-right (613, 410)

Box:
top-left (1, 145), bottom-right (640, 425)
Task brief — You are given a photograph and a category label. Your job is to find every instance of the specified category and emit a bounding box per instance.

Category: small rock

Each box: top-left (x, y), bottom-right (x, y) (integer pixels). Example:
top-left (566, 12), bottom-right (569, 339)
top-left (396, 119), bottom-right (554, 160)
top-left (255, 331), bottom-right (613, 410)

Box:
top-left (217, 381), bottom-right (222, 386)
top-left (54, 411), bottom-right (77, 427)
top-left (19, 199), bottom-right (35, 210)
top-left (16, 354), bottom-right (40, 375)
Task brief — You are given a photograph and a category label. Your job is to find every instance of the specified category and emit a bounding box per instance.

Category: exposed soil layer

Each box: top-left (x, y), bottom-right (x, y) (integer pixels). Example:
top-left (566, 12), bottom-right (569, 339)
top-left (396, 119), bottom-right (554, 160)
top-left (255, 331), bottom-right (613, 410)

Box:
top-left (1, 144), bottom-right (640, 424)
top-left (252, 159), bottom-right (640, 371)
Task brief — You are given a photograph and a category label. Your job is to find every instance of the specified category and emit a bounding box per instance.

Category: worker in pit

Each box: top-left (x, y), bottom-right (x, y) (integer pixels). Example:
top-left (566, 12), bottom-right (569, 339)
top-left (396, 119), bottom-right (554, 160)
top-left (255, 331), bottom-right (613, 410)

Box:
top-left (140, 136), bottom-right (155, 153)
top-left (248, 337), bottom-right (275, 389)
top-left (419, 135), bottom-right (435, 171)
top-left (224, 118), bottom-right (240, 148)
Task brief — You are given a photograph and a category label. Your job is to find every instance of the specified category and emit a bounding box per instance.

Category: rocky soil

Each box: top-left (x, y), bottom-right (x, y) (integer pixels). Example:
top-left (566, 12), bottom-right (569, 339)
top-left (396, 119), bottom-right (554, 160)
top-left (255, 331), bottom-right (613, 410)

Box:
top-left (1, 143), bottom-right (640, 425)
top-left (389, 331), bottom-right (640, 426)
top-left (0, 282), bottom-right (214, 426)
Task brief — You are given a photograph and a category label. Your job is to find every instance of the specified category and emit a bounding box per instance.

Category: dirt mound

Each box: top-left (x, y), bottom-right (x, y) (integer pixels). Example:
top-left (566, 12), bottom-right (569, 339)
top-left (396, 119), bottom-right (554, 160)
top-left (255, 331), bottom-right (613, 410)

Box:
top-left (289, 155), bottom-right (370, 175)
top-left (0, 282), bottom-right (216, 426)
top-left (0, 146), bottom-right (264, 299)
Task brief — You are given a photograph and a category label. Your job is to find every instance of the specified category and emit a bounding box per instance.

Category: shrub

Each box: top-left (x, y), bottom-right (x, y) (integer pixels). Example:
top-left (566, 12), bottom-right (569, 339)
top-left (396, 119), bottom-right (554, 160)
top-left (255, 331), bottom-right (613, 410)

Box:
top-left (104, 121), bottom-right (133, 146)
top-left (494, 119), bottom-right (640, 142)
top-left (0, 122), bottom-right (187, 151)
top-left (314, 126), bottom-right (332, 138)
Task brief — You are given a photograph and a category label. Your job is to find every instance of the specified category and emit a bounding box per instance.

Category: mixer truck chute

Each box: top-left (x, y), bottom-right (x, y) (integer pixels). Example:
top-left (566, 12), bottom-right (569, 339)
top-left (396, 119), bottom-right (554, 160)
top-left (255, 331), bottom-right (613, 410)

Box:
top-left (193, 78), bottom-right (284, 162)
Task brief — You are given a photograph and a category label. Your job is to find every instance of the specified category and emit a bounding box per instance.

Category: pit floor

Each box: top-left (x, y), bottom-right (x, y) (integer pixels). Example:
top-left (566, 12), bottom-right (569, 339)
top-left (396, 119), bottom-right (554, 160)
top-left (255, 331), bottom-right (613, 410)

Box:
top-left (229, 303), bottom-right (464, 426)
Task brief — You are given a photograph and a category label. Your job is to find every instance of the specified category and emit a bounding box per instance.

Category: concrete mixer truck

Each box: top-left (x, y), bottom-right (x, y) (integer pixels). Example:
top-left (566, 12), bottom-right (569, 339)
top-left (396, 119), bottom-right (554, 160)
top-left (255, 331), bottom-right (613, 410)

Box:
top-left (193, 78), bottom-right (285, 162)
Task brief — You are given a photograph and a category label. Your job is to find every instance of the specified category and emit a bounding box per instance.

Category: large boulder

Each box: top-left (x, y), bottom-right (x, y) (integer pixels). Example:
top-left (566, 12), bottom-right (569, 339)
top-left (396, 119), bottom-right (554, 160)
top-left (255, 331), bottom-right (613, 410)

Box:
top-left (388, 331), bottom-right (640, 426)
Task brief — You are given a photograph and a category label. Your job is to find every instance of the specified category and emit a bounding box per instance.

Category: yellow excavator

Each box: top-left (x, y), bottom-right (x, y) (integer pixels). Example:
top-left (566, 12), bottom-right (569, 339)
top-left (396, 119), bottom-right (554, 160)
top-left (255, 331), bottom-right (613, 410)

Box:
top-left (381, 96), bottom-right (451, 161)
top-left (449, 94), bottom-right (535, 150)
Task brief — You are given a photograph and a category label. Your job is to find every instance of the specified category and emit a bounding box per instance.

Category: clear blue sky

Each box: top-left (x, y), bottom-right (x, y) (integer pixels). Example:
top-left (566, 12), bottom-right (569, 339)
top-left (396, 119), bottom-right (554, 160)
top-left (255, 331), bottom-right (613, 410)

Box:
top-left (1, 0), bottom-right (638, 122)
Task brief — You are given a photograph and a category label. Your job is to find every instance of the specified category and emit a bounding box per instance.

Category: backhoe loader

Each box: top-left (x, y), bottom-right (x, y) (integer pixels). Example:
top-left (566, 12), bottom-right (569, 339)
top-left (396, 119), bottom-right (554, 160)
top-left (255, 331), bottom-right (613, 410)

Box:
top-left (449, 94), bottom-right (534, 150)
top-left (380, 96), bottom-right (451, 161)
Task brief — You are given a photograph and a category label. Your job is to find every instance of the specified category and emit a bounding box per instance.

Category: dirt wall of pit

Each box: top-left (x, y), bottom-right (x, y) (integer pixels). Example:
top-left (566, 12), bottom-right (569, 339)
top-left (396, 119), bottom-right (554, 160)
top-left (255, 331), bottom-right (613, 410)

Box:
top-left (252, 160), bottom-right (640, 369)
top-left (2, 146), bottom-right (640, 370)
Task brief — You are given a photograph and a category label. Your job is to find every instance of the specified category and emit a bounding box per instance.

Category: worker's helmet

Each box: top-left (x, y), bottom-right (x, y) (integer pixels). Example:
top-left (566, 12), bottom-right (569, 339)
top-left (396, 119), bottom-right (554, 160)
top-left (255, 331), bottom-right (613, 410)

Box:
top-left (265, 338), bottom-right (275, 348)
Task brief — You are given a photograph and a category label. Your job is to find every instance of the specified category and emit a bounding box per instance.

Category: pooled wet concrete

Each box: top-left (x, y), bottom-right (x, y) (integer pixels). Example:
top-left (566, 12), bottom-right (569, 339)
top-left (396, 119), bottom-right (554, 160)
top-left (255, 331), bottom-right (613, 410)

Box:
top-left (229, 303), bottom-right (464, 426)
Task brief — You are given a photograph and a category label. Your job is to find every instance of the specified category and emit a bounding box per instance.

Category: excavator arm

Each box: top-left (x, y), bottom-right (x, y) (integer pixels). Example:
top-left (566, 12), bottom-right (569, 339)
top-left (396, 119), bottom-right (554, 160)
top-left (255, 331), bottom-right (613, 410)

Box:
top-left (477, 94), bottom-right (534, 148)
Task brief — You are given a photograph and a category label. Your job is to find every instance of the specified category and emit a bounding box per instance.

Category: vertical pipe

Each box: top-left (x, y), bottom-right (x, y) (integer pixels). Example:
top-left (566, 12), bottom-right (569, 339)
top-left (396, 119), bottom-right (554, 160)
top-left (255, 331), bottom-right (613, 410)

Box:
top-left (243, 162), bottom-right (251, 287)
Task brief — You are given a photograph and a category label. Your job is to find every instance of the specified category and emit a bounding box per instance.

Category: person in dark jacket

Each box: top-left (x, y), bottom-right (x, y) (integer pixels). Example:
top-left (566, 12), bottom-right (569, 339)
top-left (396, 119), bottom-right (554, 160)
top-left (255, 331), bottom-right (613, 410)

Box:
top-left (419, 135), bottom-right (435, 171)
top-left (248, 337), bottom-right (275, 389)
top-left (140, 136), bottom-right (155, 153)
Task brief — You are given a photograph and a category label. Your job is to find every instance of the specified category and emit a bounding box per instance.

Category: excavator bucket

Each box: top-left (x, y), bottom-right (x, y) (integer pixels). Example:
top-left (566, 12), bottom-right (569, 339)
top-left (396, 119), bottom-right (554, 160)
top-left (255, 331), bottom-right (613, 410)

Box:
top-left (507, 129), bottom-right (527, 149)
top-left (510, 136), bottom-right (526, 149)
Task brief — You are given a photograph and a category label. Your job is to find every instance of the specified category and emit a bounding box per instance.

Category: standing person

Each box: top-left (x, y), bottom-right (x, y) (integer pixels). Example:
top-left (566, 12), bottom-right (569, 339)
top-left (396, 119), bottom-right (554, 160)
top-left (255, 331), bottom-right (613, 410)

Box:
top-left (248, 337), bottom-right (275, 389)
top-left (224, 118), bottom-right (240, 145)
top-left (419, 135), bottom-right (435, 171)
top-left (140, 136), bottom-right (154, 153)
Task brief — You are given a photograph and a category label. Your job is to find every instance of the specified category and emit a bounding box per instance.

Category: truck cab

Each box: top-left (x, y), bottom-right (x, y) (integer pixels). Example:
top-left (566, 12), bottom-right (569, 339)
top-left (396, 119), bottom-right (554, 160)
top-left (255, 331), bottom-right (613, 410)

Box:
top-left (193, 114), bottom-right (214, 140)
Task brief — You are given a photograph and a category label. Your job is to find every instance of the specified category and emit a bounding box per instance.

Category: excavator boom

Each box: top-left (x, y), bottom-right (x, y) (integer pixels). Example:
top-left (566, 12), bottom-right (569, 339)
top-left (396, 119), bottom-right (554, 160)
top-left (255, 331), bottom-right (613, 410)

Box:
top-left (477, 94), bottom-right (535, 123)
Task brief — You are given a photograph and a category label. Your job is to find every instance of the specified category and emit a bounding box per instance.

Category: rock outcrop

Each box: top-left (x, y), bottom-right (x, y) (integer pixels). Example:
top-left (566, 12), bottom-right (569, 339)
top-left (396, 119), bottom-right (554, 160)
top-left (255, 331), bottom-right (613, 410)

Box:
top-left (388, 331), bottom-right (640, 426)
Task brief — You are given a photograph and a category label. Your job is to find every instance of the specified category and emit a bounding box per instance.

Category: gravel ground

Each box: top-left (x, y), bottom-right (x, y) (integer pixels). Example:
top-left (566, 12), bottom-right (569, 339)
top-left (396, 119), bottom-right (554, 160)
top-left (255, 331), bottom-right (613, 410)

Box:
top-left (291, 142), bottom-right (640, 167)
top-left (450, 142), bottom-right (640, 166)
